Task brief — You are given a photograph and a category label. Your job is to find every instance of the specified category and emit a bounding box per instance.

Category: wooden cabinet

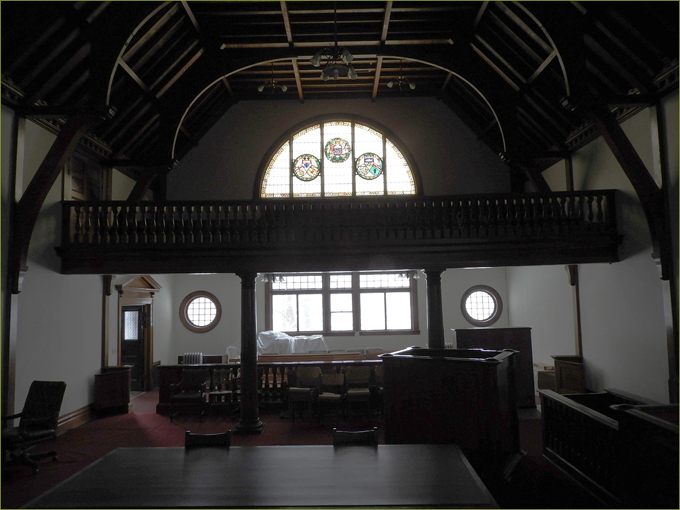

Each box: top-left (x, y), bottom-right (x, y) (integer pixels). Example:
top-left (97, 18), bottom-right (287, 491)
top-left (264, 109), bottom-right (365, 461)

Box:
top-left (454, 327), bottom-right (535, 407)
top-left (94, 366), bottom-right (131, 414)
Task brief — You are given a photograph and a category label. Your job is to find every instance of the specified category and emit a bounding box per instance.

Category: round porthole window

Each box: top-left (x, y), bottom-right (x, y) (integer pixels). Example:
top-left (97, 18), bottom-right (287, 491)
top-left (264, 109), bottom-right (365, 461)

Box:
top-left (461, 285), bottom-right (502, 326)
top-left (180, 291), bottom-right (222, 333)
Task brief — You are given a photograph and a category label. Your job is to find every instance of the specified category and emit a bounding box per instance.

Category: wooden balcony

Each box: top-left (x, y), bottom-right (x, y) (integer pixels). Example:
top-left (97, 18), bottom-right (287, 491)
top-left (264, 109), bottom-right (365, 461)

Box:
top-left (57, 190), bottom-right (621, 275)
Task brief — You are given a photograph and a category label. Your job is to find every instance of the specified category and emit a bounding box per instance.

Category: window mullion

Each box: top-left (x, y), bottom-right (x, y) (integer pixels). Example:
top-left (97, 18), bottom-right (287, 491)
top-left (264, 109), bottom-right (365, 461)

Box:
top-left (288, 135), bottom-right (294, 198)
top-left (383, 132), bottom-right (387, 195)
top-left (320, 123), bottom-right (325, 198)
top-left (351, 122), bottom-right (356, 197)
top-left (322, 274), bottom-right (331, 334)
top-left (353, 272), bottom-right (361, 332)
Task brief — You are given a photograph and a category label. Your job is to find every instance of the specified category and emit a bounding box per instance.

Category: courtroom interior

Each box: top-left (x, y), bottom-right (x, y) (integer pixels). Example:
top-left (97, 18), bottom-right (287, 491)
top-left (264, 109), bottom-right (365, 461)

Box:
top-left (2, 1), bottom-right (678, 508)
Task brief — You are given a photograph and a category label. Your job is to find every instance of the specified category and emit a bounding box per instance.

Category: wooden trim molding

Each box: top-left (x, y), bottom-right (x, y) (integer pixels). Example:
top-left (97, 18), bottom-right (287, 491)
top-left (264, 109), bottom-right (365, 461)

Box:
top-left (57, 404), bottom-right (94, 435)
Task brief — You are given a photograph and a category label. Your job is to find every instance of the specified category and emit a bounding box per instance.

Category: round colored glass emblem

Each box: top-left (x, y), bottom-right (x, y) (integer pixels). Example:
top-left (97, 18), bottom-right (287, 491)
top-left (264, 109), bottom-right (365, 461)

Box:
top-left (293, 154), bottom-right (321, 181)
top-left (355, 152), bottom-right (383, 180)
top-left (324, 138), bottom-right (351, 163)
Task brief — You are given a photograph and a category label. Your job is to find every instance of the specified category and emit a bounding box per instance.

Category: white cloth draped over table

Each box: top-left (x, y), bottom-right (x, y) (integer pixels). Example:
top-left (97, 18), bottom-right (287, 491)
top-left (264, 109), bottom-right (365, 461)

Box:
top-left (226, 331), bottom-right (329, 359)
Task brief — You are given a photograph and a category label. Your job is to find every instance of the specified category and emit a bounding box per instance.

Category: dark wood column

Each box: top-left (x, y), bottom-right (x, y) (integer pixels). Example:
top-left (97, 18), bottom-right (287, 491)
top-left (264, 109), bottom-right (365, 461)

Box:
top-left (235, 271), bottom-right (265, 434)
top-left (424, 270), bottom-right (445, 349)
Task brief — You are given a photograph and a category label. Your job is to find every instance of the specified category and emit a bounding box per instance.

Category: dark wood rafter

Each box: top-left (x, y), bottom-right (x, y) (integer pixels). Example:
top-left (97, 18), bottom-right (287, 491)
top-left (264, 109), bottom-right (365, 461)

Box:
top-left (279, 2), bottom-right (304, 102)
top-left (371, 1), bottom-right (392, 101)
top-left (9, 109), bottom-right (113, 293)
top-left (588, 103), bottom-right (666, 268)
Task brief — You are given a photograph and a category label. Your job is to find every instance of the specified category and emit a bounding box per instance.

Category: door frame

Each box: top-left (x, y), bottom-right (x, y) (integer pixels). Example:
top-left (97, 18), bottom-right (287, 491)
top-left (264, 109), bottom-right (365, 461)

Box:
top-left (120, 304), bottom-right (149, 392)
top-left (115, 276), bottom-right (161, 392)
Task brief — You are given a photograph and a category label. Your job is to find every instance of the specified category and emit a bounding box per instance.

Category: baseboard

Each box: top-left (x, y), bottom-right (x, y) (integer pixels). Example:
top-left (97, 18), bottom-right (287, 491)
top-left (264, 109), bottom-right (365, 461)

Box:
top-left (57, 404), bottom-right (94, 435)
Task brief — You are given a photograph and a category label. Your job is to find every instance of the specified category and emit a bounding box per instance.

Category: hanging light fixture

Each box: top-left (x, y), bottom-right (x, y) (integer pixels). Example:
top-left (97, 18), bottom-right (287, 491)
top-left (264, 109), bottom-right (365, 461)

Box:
top-left (257, 62), bottom-right (288, 94)
top-left (310, 2), bottom-right (357, 81)
top-left (387, 60), bottom-right (416, 91)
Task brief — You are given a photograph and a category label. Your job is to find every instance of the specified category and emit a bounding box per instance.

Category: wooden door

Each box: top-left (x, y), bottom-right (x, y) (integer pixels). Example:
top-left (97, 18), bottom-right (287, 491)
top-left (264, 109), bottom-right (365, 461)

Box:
top-left (121, 306), bottom-right (146, 391)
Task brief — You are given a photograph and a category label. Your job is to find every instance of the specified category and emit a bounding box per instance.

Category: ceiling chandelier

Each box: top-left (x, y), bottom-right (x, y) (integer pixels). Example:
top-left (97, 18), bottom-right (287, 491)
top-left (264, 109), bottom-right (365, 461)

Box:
top-left (387, 61), bottom-right (416, 91)
top-left (257, 63), bottom-right (288, 94)
top-left (310, 3), bottom-right (357, 81)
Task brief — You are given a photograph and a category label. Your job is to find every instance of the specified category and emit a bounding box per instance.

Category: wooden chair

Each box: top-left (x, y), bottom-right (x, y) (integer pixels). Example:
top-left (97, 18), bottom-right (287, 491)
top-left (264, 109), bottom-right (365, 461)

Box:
top-left (185, 430), bottom-right (232, 449)
top-left (2, 381), bottom-right (66, 474)
top-left (317, 373), bottom-right (346, 424)
top-left (208, 368), bottom-right (236, 415)
top-left (169, 369), bottom-right (210, 422)
top-left (288, 366), bottom-right (321, 423)
top-left (344, 366), bottom-right (372, 424)
top-left (333, 427), bottom-right (379, 446)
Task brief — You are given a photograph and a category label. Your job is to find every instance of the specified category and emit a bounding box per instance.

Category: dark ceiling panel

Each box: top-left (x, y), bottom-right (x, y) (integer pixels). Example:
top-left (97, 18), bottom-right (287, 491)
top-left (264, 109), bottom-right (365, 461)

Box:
top-left (1, 1), bottom-right (677, 180)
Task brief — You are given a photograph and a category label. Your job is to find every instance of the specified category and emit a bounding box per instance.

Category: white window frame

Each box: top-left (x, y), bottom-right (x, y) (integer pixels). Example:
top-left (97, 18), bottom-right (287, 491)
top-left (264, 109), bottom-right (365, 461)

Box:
top-left (264, 271), bottom-right (420, 336)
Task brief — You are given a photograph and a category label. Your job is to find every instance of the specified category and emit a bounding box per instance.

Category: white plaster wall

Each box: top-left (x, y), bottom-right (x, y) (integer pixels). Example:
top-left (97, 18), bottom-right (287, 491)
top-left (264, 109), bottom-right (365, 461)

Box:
top-left (506, 265), bottom-right (575, 367)
top-left (148, 274), bottom-right (174, 365)
top-left (443, 267), bottom-right (510, 345)
top-left (111, 169), bottom-right (137, 200)
top-left (170, 274), bottom-right (242, 360)
top-left (508, 105), bottom-right (675, 403)
top-left (12, 120), bottom-right (102, 416)
top-left (167, 97), bottom-right (511, 200)
top-left (1, 106), bottom-right (15, 355)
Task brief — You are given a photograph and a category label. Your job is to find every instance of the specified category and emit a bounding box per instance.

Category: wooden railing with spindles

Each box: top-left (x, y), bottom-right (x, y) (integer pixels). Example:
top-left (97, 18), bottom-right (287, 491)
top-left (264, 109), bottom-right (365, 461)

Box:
top-left (59, 190), bottom-right (619, 273)
top-left (62, 191), bottom-right (616, 245)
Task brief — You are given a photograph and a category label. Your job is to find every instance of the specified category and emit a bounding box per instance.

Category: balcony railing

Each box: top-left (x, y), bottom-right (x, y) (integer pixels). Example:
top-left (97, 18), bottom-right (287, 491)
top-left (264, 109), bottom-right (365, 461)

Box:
top-left (58, 190), bottom-right (619, 273)
top-left (63, 191), bottom-right (616, 245)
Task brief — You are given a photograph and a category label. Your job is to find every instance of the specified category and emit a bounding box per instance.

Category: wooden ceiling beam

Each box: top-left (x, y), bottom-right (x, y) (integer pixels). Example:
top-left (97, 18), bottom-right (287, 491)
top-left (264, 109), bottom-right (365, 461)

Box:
top-left (123, 3), bottom-right (180, 61)
top-left (9, 109), bottom-right (113, 293)
top-left (182, 1), bottom-right (201, 34)
top-left (371, 56), bottom-right (384, 101)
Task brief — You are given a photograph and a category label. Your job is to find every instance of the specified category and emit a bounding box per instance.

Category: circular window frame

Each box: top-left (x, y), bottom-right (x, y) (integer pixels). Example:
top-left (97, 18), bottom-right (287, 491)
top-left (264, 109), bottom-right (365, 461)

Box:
top-left (179, 291), bottom-right (222, 333)
top-left (460, 285), bottom-right (503, 327)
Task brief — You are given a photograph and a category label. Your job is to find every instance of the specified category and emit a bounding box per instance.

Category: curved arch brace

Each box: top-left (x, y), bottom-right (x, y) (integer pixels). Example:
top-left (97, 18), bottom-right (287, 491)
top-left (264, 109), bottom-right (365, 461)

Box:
top-left (105, 2), bottom-right (175, 106)
top-left (166, 50), bottom-right (514, 161)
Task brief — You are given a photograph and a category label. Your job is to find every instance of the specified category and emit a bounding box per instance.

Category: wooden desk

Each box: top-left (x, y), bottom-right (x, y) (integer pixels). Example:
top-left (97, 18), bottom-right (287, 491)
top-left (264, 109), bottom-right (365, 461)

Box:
top-left (25, 444), bottom-right (498, 508)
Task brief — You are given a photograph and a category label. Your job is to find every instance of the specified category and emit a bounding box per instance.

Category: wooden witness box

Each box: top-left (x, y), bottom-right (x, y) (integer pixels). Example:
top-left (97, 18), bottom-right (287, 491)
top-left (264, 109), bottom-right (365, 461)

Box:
top-left (381, 347), bottom-right (523, 483)
top-left (454, 327), bottom-right (535, 407)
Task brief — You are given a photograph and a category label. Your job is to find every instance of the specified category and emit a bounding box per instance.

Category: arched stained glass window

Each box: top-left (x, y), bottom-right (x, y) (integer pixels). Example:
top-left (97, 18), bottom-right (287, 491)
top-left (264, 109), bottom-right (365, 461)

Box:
top-left (260, 119), bottom-right (417, 198)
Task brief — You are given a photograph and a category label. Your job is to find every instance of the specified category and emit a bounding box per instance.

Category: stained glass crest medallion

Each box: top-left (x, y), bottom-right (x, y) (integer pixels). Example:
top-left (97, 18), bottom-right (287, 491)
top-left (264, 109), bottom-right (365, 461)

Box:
top-left (293, 154), bottom-right (321, 181)
top-left (356, 152), bottom-right (383, 180)
top-left (324, 138), bottom-right (351, 163)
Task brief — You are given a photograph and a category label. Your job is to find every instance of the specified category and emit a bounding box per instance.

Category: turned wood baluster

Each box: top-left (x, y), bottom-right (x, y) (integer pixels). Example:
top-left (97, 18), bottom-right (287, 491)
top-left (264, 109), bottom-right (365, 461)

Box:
top-left (218, 205), bottom-right (229, 243)
top-left (478, 198), bottom-right (488, 237)
top-left (183, 206), bottom-right (194, 243)
top-left (595, 194), bottom-right (604, 229)
top-left (587, 195), bottom-right (595, 229)
top-left (153, 205), bottom-right (163, 244)
top-left (95, 206), bottom-right (105, 243)
top-left (207, 205), bottom-right (218, 243)
top-left (137, 205), bottom-right (148, 244)
top-left (173, 206), bottom-right (183, 243)
top-left (469, 199), bottom-right (478, 237)
top-left (83, 205), bottom-right (93, 243)
top-left (112, 206), bottom-right (122, 244)
top-left (118, 205), bottom-right (128, 243)
top-left (126, 205), bottom-right (137, 244)
top-left (260, 366), bottom-right (270, 401)
top-left (165, 206), bottom-right (175, 244)
top-left (73, 204), bottom-right (83, 243)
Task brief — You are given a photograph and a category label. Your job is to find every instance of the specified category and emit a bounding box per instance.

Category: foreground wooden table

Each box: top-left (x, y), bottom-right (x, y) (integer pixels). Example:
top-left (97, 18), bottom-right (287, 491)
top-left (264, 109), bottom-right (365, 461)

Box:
top-left (25, 444), bottom-right (498, 508)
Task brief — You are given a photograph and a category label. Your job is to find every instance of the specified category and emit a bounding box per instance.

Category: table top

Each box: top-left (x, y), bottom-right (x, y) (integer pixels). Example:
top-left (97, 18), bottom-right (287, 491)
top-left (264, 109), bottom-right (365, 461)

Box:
top-left (25, 444), bottom-right (498, 509)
